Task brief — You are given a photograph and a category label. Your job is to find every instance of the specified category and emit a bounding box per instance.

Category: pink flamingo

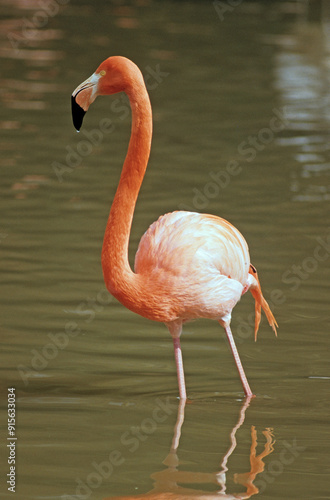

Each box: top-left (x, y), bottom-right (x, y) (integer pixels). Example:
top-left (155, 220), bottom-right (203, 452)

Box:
top-left (71, 56), bottom-right (277, 400)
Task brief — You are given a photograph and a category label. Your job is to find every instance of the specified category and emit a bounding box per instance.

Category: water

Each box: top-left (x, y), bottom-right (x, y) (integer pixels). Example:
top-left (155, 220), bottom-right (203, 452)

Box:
top-left (0, 1), bottom-right (329, 498)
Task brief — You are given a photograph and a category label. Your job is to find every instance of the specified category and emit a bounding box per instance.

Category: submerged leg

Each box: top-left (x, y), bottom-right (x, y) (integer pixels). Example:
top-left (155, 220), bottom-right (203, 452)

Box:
top-left (221, 321), bottom-right (253, 397)
top-left (163, 397), bottom-right (186, 468)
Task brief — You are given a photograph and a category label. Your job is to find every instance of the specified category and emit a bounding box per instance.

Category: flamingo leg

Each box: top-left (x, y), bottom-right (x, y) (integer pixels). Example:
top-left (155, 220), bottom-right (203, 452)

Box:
top-left (172, 337), bottom-right (187, 400)
top-left (223, 323), bottom-right (253, 397)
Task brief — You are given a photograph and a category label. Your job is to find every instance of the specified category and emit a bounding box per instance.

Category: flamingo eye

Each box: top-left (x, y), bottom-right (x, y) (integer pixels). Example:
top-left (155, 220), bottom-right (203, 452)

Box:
top-left (99, 70), bottom-right (106, 76)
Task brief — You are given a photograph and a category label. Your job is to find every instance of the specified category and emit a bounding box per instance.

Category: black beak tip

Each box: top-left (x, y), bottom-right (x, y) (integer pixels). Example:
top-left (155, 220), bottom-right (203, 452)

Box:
top-left (71, 95), bottom-right (86, 132)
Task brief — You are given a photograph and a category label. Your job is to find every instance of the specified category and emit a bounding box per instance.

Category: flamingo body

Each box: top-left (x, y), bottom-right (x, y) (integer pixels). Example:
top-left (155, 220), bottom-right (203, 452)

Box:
top-left (71, 56), bottom-right (277, 399)
top-left (134, 210), bottom-right (250, 323)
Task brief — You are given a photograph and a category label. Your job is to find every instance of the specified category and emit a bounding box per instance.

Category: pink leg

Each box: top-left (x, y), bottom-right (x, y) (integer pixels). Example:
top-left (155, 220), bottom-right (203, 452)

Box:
top-left (173, 337), bottom-right (187, 400)
top-left (223, 324), bottom-right (253, 397)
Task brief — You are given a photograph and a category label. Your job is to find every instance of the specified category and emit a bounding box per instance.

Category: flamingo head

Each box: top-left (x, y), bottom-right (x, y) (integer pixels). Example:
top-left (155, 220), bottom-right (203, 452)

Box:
top-left (71, 56), bottom-right (143, 131)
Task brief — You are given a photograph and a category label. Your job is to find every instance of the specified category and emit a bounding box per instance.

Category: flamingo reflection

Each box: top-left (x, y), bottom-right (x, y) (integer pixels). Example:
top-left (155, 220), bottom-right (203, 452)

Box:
top-left (104, 397), bottom-right (274, 500)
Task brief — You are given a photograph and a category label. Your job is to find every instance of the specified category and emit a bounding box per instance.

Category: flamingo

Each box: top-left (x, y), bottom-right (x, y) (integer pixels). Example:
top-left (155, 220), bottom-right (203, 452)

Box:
top-left (71, 56), bottom-right (277, 400)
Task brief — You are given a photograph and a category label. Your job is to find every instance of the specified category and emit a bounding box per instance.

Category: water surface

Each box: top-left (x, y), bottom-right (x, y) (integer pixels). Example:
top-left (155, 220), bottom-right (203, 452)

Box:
top-left (0, 1), bottom-right (329, 499)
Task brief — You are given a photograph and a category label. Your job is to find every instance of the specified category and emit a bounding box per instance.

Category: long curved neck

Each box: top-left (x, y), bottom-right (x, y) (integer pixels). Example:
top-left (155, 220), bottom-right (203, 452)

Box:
top-left (101, 81), bottom-right (152, 306)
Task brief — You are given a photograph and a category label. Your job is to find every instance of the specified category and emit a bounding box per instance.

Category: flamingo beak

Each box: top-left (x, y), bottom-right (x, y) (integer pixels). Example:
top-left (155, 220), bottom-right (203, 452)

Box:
top-left (71, 72), bottom-right (100, 131)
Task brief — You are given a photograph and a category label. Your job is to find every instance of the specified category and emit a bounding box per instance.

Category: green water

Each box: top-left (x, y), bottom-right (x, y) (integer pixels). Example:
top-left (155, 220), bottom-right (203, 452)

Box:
top-left (0, 1), bottom-right (329, 499)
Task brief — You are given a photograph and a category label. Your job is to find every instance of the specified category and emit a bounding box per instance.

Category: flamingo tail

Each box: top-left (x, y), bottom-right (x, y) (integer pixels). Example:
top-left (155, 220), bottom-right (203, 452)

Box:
top-left (249, 265), bottom-right (278, 341)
